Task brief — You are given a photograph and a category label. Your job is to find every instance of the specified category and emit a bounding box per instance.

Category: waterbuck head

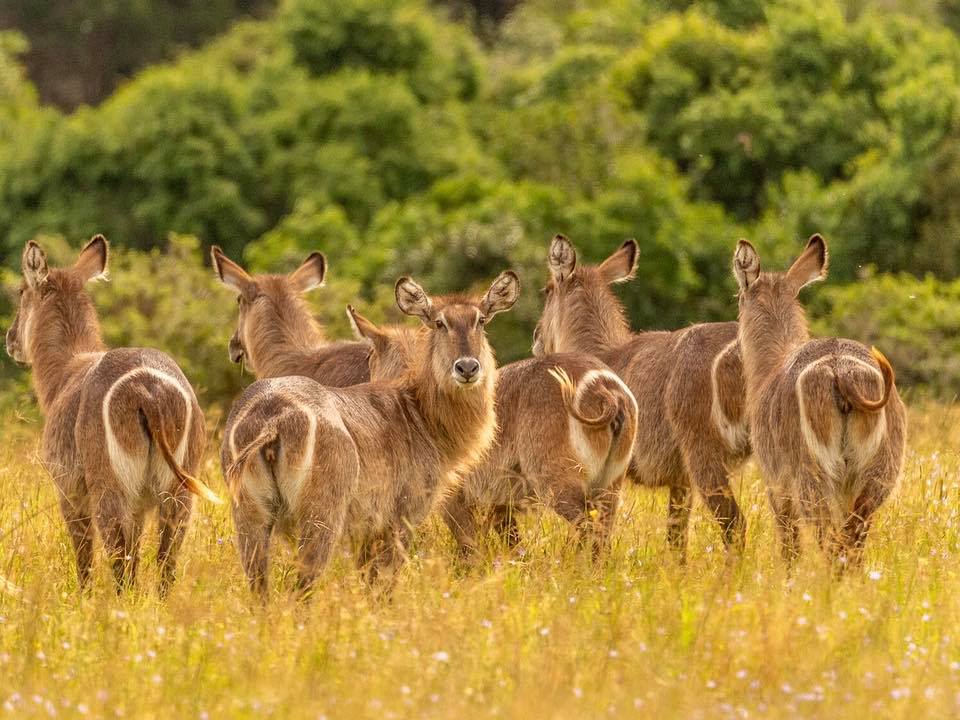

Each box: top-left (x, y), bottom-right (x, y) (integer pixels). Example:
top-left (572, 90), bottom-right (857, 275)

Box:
top-left (383, 272), bottom-right (520, 390)
top-left (538, 234), bottom-right (638, 355)
top-left (6, 235), bottom-right (107, 368)
top-left (210, 247), bottom-right (326, 374)
top-left (733, 234), bottom-right (828, 374)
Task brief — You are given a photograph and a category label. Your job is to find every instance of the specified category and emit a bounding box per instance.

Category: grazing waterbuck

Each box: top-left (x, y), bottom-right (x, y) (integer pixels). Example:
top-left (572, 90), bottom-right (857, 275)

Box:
top-left (536, 235), bottom-right (750, 557)
top-left (210, 246), bottom-right (370, 385)
top-left (362, 324), bottom-right (638, 555)
top-left (733, 235), bottom-right (906, 566)
top-left (220, 272), bottom-right (519, 598)
top-left (5, 236), bottom-right (220, 593)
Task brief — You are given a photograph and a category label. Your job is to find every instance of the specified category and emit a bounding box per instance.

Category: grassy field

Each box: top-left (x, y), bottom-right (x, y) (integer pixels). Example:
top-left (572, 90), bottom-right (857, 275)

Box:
top-left (0, 403), bottom-right (958, 719)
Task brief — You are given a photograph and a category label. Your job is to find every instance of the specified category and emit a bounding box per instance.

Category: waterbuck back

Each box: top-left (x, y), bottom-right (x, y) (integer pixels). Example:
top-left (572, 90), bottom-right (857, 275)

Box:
top-left (733, 235), bottom-right (906, 567)
top-left (5, 236), bottom-right (219, 593)
top-left (537, 234), bottom-right (750, 557)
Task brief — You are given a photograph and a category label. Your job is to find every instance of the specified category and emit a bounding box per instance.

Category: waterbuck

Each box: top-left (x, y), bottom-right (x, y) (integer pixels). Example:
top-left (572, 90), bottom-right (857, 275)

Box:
top-left (5, 236), bottom-right (220, 593)
top-left (733, 235), bottom-right (906, 566)
top-left (361, 323), bottom-right (638, 556)
top-left (210, 246), bottom-right (369, 385)
top-left (537, 234), bottom-right (751, 557)
top-left (220, 272), bottom-right (519, 598)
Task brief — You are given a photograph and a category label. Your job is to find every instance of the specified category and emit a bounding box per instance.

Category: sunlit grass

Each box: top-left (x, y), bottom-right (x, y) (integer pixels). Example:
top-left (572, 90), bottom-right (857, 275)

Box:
top-left (1, 404), bottom-right (959, 718)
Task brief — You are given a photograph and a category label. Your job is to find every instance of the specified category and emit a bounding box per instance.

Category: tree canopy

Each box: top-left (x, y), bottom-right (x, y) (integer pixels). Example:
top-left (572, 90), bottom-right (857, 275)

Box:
top-left (2, 0), bottom-right (959, 403)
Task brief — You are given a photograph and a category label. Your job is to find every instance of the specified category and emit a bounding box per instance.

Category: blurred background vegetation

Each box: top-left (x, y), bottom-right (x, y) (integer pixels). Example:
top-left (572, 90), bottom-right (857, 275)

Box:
top-left (1, 0), bottom-right (960, 409)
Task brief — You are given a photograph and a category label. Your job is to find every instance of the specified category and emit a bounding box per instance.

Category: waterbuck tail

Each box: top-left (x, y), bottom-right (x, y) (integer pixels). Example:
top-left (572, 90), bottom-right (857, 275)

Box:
top-left (837, 347), bottom-right (895, 414)
top-left (548, 366), bottom-right (621, 430)
top-left (135, 389), bottom-right (222, 504)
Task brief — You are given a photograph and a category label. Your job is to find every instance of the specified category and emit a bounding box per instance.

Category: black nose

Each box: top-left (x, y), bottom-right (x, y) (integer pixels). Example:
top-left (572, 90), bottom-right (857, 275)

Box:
top-left (454, 357), bottom-right (480, 380)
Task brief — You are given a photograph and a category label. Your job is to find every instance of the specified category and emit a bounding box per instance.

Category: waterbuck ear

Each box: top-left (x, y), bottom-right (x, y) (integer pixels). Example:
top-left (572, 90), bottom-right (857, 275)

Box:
top-left (598, 239), bottom-right (638, 284)
top-left (22, 240), bottom-right (49, 289)
top-left (347, 305), bottom-right (388, 347)
top-left (548, 234), bottom-right (577, 283)
top-left (786, 234), bottom-right (828, 293)
top-left (479, 270), bottom-right (521, 320)
top-left (75, 234), bottom-right (109, 283)
top-left (395, 276), bottom-right (435, 324)
top-left (288, 251), bottom-right (326, 294)
top-left (211, 246), bottom-right (254, 295)
top-left (733, 240), bottom-right (761, 291)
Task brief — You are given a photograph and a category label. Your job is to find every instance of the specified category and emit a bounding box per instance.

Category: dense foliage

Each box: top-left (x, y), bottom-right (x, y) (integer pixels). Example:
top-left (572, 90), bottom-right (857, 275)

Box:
top-left (1, 0), bottom-right (960, 403)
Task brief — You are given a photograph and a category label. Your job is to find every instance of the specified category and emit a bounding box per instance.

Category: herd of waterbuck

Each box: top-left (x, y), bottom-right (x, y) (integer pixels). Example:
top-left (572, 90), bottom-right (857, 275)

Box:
top-left (3, 231), bottom-right (905, 598)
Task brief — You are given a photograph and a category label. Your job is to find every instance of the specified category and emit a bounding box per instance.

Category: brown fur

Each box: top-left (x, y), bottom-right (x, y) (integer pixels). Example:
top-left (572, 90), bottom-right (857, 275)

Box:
top-left (364, 325), bottom-right (638, 556)
top-left (5, 236), bottom-right (218, 593)
top-left (211, 246), bottom-right (370, 385)
top-left (733, 235), bottom-right (907, 567)
top-left (536, 235), bottom-right (751, 556)
top-left (220, 273), bottom-right (519, 599)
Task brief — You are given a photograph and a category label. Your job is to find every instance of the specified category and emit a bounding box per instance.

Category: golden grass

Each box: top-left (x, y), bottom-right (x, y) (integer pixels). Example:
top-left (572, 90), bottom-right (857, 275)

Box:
top-left (1, 404), bottom-right (959, 718)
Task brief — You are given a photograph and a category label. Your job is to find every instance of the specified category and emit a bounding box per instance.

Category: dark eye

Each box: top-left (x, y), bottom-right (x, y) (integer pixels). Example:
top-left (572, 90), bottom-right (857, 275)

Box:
top-left (435, 319), bottom-right (444, 330)
top-left (477, 316), bottom-right (486, 327)
top-left (237, 296), bottom-right (242, 305)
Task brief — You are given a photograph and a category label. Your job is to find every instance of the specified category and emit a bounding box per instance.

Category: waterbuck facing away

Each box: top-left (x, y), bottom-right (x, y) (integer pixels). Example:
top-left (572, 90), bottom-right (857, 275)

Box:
top-left (537, 235), bottom-right (750, 557)
top-left (362, 323), bottom-right (638, 556)
top-left (5, 236), bottom-right (220, 593)
top-left (210, 246), bottom-right (370, 385)
top-left (733, 235), bottom-right (906, 566)
top-left (220, 272), bottom-right (519, 598)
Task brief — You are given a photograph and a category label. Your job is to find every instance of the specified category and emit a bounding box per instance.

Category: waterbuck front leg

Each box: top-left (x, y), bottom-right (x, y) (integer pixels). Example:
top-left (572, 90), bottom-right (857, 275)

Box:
top-left (766, 486), bottom-right (801, 565)
top-left (490, 504), bottom-right (521, 550)
top-left (442, 489), bottom-right (481, 558)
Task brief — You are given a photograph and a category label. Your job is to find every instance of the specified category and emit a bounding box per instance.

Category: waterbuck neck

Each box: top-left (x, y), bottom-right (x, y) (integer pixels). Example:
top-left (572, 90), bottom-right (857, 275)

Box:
top-left (739, 287), bottom-right (810, 393)
top-left (558, 277), bottom-right (632, 355)
top-left (29, 279), bottom-right (105, 412)
top-left (247, 289), bottom-right (325, 378)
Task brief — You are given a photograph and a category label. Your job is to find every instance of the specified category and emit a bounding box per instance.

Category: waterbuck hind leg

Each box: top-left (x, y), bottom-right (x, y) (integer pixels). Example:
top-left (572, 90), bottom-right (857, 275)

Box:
top-left (766, 487), bottom-right (801, 565)
top-left (57, 482), bottom-right (95, 590)
top-left (233, 493), bottom-right (272, 602)
top-left (683, 449), bottom-right (746, 551)
top-left (667, 483), bottom-right (693, 562)
top-left (157, 487), bottom-right (194, 597)
top-left (294, 465), bottom-right (352, 600)
top-left (837, 469), bottom-right (896, 572)
top-left (97, 496), bottom-right (144, 592)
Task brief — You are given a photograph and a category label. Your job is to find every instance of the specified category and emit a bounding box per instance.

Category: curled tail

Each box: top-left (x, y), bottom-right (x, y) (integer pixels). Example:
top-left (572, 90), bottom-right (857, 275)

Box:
top-left (134, 389), bottom-right (222, 505)
top-left (548, 367), bottom-right (624, 433)
top-left (837, 347), bottom-right (895, 414)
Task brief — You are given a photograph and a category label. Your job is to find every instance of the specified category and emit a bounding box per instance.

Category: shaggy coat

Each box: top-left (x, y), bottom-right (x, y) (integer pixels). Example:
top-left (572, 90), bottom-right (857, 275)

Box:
top-left (5, 236), bottom-right (219, 593)
top-left (536, 235), bottom-right (751, 555)
top-left (364, 325), bottom-right (638, 554)
top-left (211, 247), bottom-right (369, 385)
top-left (220, 272), bottom-right (520, 598)
top-left (734, 235), bottom-right (906, 565)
